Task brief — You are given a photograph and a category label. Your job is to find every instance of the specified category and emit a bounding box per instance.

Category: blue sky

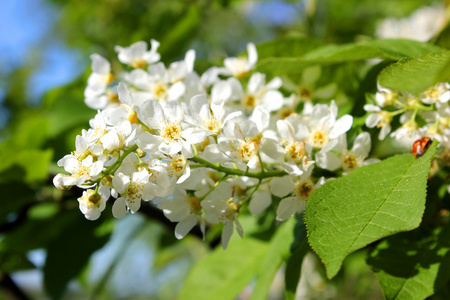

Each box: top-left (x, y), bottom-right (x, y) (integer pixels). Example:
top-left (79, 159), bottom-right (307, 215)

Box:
top-left (0, 0), bottom-right (85, 106)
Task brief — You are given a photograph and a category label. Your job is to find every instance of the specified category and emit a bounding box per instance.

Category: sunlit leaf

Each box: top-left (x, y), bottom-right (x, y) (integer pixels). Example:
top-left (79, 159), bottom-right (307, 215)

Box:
top-left (304, 140), bottom-right (438, 279)
top-left (256, 39), bottom-right (444, 75)
top-left (179, 237), bottom-right (269, 300)
top-left (378, 51), bottom-right (450, 95)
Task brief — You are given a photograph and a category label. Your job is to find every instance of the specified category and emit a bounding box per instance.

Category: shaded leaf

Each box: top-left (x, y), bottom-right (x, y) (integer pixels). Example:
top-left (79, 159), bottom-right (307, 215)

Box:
top-left (44, 212), bottom-right (111, 300)
top-left (250, 218), bottom-right (296, 300)
top-left (285, 215), bottom-right (309, 300)
top-left (367, 225), bottom-right (450, 300)
top-left (304, 141), bottom-right (438, 279)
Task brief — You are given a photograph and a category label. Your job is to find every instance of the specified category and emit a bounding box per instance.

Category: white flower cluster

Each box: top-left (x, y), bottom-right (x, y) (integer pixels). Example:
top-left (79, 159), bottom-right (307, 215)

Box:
top-left (365, 82), bottom-right (450, 149)
top-left (54, 40), bottom-right (375, 248)
top-left (376, 5), bottom-right (446, 42)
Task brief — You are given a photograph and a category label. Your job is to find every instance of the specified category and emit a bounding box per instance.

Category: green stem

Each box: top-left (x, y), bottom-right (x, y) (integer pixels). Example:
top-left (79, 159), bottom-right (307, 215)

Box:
top-left (241, 179), bottom-right (262, 205)
top-left (199, 174), bottom-right (229, 201)
top-left (189, 156), bottom-right (286, 179)
top-left (89, 144), bottom-right (139, 185)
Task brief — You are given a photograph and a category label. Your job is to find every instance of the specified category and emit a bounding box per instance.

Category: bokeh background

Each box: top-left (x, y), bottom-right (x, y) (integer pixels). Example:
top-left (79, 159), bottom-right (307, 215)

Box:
top-left (0, 0), bottom-right (448, 299)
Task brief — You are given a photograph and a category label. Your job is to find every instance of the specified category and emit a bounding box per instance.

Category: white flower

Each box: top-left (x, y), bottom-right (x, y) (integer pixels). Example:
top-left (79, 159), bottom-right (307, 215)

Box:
top-left (316, 132), bottom-right (377, 173)
top-left (375, 85), bottom-right (398, 107)
top-left (186, 94), bottom-right (241, 136)
top-left (270, 164), bottom-right (323, 221)
top-left (158, 187), bottom-right (205, 239)
top-left (139, 100), bottom-right (204, 156)
top-left (376, 5), bottom-right (446, 42)
top-left (115, 39), bottom-right (160, 68)
top-left (364, 104), bottom-right (392, 140)
top-left (112, 169), bottom-right (159, 218)
top-left (56, 135), bottom-right (104, 187)
top-left (224, 42), bottom-right (258, 77)
top-left (421, 82), bottom-right (450, 104)
top-left (84, 54), bottom-right (116, 110)
top-left (78, 185), bottom-right (110, 220)
top-left (303, 101), bottom-right (353, 151)
top-left (202, 181), bottom-right (243, 249)
top-left (277, 117), bottom-right (313, 176)
top-left (239, 73), bottom-right (284, 113)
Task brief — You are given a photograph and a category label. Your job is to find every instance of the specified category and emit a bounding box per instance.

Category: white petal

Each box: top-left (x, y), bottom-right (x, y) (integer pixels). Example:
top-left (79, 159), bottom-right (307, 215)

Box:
top-left (221, 221), bottom-right (234, 249)
top-left (175, 215), bottom-right (198, 239)
top-left (364, 104), bottom-right (381, 112)
top-left (90, 54), bottom-right (110, 75)
top-left (140, 100), bottom-right (165, 128)
top-left (112, 197), bottom-right (127, 218)
top-left (270, 177), bottom-right (294, 197)
top-left (329, 115), bottom-right (353, 138)
top-left (365, 113), bottom-right (382, 128)
top-left (276, 197), bottom-right (304, 221)
top-left (352, 132), bottom-right (371, 158)
top-left (112, 173), bottom-right (130, 194)
top-left (249, 191), bottom-right (272, 215)
top-left (235, 218), bottom-right (244, 238)
top-left (316, 150), bottom-right (341, 171)
top-left (247, 42), bottom-right (258, 68)
top-left (127, 198), bottom-right (141, 214)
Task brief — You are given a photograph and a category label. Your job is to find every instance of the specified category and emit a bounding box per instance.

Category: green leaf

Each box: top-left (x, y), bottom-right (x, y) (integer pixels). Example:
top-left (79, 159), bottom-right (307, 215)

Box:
top-left (250, 218), bottom-right (296, 300)
top-left (284, 216), bottom-right (309, 300)
top-left (367, 225), bottom-right (450, 300)
top-left (0, 253), bottom-right (35, 273)
top-left (304, 140), bottom-right (438, 279)
top-left (378, 51), bottom-right (450, 95)
top-left (44, 213), bottom-right (111, 300)
top-left (47, 92), bottom-right (94, 137)
top-left (256, 37), bottom-right (324, 59)
top-left (179, 237), bottom-right (269, 300)
top-left (256, 39), bottom-right (444, 75)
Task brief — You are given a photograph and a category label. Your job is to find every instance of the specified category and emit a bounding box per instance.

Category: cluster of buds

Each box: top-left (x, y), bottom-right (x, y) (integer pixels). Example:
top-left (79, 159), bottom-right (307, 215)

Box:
top-left (55, 39), bottom-right (380, 248)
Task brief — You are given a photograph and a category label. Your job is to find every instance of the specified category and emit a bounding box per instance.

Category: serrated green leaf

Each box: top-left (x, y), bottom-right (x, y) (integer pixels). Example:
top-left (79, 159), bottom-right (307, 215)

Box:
top-left (250, 218), bottom-right (296, 300)
top-left (256, 39), bottom-right (444, 75)
top-left (367, 225), bottom-right (450, 300)
top-left (179, 237), bottom-right (269, 300)
top-left (304, 140), bottom-right (438, 279)
top-left (378, 51), bottom-right (450, 95)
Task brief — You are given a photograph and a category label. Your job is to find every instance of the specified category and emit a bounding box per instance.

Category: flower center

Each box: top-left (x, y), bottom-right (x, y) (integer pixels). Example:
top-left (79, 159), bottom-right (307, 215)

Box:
top-left (295, 180), bottom-right (314, 200)
top-left (161, 123), bottom-right (182, 143)
top-left (125, 183), bottom-right (143, 202)
top-left (131, 59), bottom-right (148, 69)
top-left (152, 82), bottom-right (168, 101)
top-left (203, 118), bottom-right (222, 133)
top-left (188, 196), bottom-right (202, 214)
top-left (309, 130), bottom-right (329, 149)
top-left (237, 141), bottom-right (258, 161)
top-left (342, 152), bottom-right (358, 172)
top-left (242, 95), bottom-right (256, 109)
top-left (170, 154), bottom-right (187, 176)
top-left (298, 87), bottom-right (311, 100)
top-left (285, 141), bottom-right (306, 162)
top-left (378, 111), bottom-right (393, 127)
